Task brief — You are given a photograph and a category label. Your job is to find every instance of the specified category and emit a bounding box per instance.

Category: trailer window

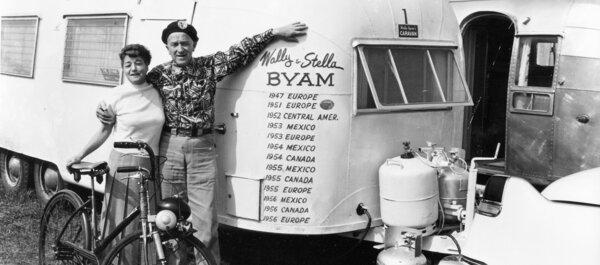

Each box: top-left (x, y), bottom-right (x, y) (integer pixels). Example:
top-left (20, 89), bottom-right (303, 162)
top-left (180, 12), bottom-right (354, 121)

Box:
top-left (62, 15), bottom-right (128, 86)
top-left (515, 36), bottom-right (557, 88)
top-left (356, 46), bottom-right (471, 111)
top-left (1, 16), bottom-right (40, 78)
top-left (510, 91), bottom-right (553, 115)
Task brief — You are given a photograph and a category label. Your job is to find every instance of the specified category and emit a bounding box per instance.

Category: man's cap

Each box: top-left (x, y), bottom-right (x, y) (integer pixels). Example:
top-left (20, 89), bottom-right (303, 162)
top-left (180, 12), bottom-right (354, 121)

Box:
top-left (161, 21), bottom-right (198, 44)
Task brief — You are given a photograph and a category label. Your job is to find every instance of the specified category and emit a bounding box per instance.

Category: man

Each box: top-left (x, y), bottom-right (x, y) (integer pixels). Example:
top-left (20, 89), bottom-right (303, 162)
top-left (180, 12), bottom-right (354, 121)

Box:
top-left (99, 21), bottom-right (308, 263)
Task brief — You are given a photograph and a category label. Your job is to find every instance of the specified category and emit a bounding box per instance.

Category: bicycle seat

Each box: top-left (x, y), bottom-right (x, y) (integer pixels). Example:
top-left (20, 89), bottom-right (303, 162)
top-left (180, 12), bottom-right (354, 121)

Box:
top-left (69, 161), bottom-right (109, 174)
top-left (68, 161), bottom-right (108, 183)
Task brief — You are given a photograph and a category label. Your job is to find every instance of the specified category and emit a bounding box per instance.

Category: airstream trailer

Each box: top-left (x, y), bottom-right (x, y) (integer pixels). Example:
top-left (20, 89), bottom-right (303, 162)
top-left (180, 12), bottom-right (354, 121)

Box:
top-left (451, 0), bottom-right (600, 186)
top-left (196, 0), bottom-right (472, 235)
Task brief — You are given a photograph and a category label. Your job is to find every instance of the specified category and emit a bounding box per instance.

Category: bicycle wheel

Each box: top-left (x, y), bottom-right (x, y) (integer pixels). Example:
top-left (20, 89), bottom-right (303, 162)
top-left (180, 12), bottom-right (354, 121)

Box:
top-left (102, 230), bottom-right (216, 265)
top-left (39, 189), bottom-right (91, 265)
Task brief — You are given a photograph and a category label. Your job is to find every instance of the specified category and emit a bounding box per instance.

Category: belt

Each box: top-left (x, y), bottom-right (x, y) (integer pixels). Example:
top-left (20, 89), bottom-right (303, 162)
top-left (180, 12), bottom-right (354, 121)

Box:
top-left (163, 126), bottom-right (212, 137)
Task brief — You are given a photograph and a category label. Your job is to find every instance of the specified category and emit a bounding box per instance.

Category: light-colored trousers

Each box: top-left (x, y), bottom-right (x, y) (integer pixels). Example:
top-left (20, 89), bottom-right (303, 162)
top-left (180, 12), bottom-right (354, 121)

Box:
top-left (159, 132), bottom-right (221, 264)
top-left (101, 150), bottom-right (158, 263)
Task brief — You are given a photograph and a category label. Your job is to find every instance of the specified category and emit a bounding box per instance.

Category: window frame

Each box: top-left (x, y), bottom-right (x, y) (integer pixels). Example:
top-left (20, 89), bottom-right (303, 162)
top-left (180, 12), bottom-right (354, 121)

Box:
top-left (352, 39), bottom-right (473, 114)
top-left (0, 16), bottom-right (40, 78)
top-left (509, 91), bottom-right (555, 116)
top-left (509, 35), bottom-right (562, 116)
top-left (61, 14), bottom-right (129, 86)
top-left (514, 35), bottom-right (559, 89)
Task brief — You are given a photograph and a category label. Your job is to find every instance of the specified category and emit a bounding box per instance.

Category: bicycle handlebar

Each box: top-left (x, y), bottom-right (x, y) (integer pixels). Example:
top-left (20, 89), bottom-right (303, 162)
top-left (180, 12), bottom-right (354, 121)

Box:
top-left (114, 141), bottom-right (157, 181)
top-left (116, 166), bottom-right (149, 174)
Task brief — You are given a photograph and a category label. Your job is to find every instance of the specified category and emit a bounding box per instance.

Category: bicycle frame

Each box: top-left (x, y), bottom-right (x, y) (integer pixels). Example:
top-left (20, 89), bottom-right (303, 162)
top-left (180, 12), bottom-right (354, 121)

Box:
top-left (48, 141), bottom-right (199, 265)
top-left (54, 142), bottom-right (158, 264)
top-left (52, 176), bottom-right (145, 264)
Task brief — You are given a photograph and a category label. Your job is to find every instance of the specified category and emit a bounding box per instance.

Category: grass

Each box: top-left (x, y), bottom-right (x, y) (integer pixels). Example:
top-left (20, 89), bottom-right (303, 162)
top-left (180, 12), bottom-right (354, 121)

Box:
top-left (0, 185), bottom-right (43, 265)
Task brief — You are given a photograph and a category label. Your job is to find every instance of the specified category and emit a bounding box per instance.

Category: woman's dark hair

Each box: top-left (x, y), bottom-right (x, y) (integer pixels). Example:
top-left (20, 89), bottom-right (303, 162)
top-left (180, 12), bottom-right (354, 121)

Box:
top-left (119, 44), bottom-right (152, 65)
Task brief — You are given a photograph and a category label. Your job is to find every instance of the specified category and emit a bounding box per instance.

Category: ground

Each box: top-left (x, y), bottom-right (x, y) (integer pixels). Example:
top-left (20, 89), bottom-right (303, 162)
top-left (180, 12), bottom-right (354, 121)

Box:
top-left (0, 185), bottom-right (42, 265)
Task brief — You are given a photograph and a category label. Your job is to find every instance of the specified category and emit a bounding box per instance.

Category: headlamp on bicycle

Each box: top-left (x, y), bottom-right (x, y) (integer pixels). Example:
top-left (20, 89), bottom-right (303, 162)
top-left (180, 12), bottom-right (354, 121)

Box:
top-left (156, 197), bottom-right (192, 231)
top-left (156, 210), bottom-right (178, 231)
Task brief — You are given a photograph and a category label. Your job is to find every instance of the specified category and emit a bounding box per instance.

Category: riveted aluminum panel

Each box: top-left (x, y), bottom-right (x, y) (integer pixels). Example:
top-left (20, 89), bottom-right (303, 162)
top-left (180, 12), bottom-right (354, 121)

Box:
top-left (553, 89), bottom-right (600, 177)
top-left (558, 56), bottom-right (600, 92)
top-left (506, 112), bottom-right (554, 185)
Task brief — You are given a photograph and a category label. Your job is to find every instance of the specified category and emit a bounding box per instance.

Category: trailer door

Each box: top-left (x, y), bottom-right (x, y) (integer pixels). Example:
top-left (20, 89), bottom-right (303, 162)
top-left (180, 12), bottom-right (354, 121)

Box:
top-left (506, 35), bottom-right (559, 185)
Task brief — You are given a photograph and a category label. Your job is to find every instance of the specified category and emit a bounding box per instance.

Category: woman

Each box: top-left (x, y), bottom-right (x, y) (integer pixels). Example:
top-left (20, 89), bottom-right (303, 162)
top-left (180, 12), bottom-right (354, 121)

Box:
top-left (66, 44), bottom-right (164, 254)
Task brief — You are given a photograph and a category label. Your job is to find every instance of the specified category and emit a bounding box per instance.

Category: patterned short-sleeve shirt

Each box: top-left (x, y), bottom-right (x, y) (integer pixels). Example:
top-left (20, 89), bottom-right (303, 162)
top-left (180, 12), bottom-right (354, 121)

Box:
top-left (147, 29), bottom-right (274, 131)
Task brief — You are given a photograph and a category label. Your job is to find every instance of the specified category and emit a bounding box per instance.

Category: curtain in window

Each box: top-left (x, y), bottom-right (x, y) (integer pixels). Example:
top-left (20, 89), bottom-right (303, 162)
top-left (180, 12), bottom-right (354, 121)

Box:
top-left (1, 17), bottom-right (39, 77)
top-left (63, 17), bottom-right (127, 85)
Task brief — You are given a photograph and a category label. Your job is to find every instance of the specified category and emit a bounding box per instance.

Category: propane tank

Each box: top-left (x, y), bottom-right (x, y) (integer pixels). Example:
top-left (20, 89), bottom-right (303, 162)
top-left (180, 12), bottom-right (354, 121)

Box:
top-left (378, 142), bottom-right (439, 231)
top-left (377, 229), bottom-right (428, 265)
top-left (377, 245), bottom-right (428, 265)
top-left (438, 148), bottom-right (468, 224)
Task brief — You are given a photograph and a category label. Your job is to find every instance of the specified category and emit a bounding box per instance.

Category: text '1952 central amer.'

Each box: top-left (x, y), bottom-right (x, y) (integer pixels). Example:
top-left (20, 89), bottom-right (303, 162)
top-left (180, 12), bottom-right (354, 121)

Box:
top-left (193, 0), bottom-right (473, 235)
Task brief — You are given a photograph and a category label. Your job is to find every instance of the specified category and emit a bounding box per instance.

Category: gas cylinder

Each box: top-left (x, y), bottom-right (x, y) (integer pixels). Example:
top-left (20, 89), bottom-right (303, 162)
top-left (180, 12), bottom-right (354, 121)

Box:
top-left (438, 148), bottom-right (468, 223)
top-left (379, 143), bottom-right (439, 229)
top-left (377, 246), bottom-right (428, 265)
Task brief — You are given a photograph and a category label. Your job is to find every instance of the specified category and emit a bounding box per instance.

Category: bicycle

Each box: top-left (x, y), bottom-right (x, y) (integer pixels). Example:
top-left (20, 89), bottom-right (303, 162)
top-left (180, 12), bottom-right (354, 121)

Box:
top-left (39, 141), bottom-right (217, 265)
